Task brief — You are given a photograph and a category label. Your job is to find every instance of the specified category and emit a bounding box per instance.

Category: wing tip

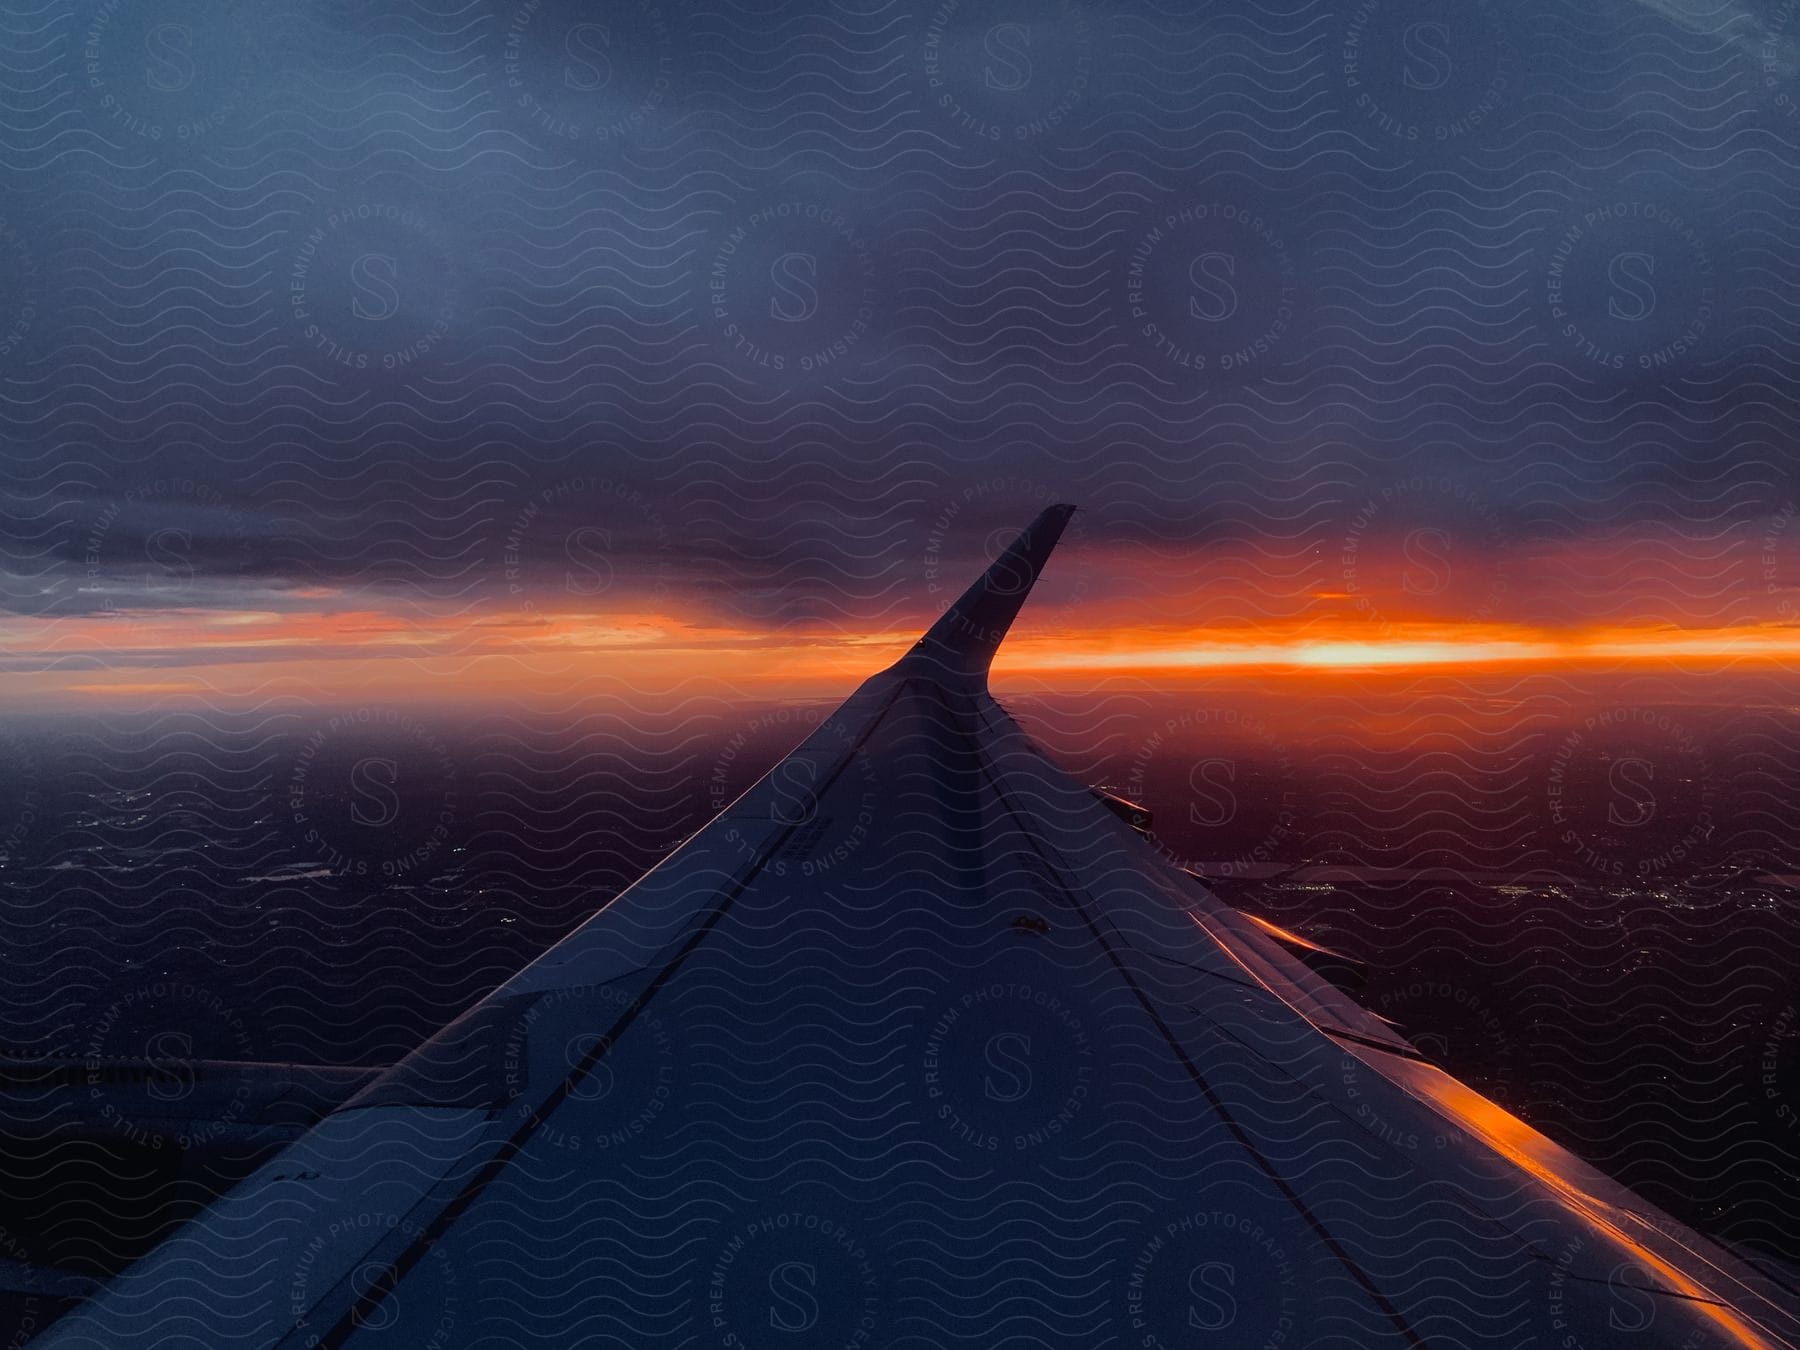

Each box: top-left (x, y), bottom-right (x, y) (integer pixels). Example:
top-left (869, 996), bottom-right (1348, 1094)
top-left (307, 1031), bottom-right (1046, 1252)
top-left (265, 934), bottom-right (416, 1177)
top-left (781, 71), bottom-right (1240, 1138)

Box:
top-left (895, 502), bottom-right (1077, 686)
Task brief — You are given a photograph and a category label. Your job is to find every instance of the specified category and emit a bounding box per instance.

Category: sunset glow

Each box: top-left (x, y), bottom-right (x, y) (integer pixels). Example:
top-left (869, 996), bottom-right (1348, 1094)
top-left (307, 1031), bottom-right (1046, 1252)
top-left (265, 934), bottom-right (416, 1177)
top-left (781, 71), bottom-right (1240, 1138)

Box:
top-left (11, 595), bottom-right (1800, 709)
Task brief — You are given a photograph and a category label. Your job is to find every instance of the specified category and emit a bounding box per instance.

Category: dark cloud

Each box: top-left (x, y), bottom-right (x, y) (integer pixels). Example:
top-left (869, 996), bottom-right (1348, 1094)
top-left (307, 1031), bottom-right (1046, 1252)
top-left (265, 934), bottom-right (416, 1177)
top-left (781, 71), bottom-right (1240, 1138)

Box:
top-left (0, 0), bottom-right (1795, 633)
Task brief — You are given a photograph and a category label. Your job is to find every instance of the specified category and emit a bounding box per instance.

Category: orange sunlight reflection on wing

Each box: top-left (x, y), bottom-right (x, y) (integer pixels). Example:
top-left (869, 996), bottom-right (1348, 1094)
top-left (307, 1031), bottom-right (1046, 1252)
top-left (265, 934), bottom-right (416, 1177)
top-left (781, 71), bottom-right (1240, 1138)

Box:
top-left (1408, 1071), bottom-right (1780, 1350)
top-left (1189, 912), bottom-right (1779, 1350)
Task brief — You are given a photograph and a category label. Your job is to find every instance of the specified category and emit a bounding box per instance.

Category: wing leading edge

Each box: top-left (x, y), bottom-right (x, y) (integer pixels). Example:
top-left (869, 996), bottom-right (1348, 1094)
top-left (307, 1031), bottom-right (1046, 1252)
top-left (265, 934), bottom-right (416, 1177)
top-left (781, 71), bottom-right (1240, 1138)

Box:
top-left (39, 506), bottom-right (1800, 1349)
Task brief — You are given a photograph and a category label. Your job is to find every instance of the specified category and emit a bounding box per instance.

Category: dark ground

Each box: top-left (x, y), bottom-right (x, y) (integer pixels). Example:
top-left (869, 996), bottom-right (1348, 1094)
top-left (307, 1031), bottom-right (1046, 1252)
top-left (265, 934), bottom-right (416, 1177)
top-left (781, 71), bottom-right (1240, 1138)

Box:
top-left (0, 684), bottom-right (1793, 1312)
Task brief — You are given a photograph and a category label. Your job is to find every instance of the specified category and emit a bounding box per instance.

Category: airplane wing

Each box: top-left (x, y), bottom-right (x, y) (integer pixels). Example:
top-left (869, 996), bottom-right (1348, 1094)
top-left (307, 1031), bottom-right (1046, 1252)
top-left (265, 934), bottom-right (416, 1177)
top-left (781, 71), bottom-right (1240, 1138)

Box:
top-left (37, 505), bottom-right (1800, 1348)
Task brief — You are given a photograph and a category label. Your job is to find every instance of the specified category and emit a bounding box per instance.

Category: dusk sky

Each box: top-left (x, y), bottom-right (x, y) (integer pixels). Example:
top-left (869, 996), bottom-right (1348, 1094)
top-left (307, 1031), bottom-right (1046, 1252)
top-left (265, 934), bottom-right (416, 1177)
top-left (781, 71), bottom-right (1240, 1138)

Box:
top-left (3, 0), bottom-right (1800, 705)
top-left (7, 1), bottom-right (1800, 1314)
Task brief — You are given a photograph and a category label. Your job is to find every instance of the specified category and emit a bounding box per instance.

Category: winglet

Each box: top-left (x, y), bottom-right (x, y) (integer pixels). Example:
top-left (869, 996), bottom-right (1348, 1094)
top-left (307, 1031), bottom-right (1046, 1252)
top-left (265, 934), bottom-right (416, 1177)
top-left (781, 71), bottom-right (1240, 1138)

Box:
top-left (894, 503), bottom-right (1076, 687)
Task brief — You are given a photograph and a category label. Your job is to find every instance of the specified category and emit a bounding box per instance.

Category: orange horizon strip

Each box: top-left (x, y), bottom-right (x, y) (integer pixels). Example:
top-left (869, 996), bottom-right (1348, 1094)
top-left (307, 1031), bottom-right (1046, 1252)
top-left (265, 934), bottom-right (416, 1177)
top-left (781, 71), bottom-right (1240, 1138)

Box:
top-left (1001, 622), bottom-right (1800, 673)
top-left (7, 605), bottom-right (1800, 698)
